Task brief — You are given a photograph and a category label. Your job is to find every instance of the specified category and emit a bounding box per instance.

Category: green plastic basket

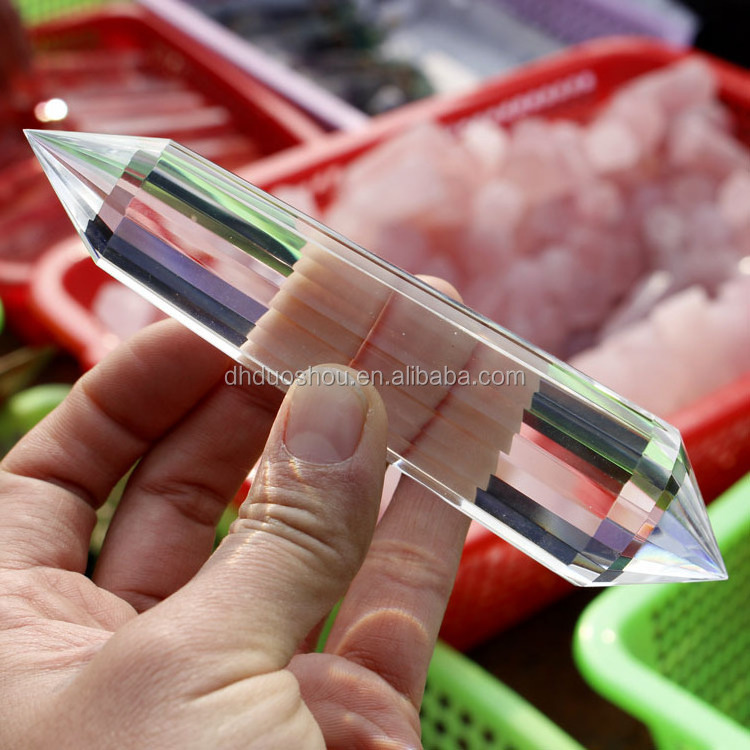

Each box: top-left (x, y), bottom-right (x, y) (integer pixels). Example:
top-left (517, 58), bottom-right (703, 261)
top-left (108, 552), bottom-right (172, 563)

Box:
top-left (12, 0), bottom-right (110, 25)
top-left (574, 473), bottom-right (750, 750)
top-left (422, 642), bottom-right (584, 750)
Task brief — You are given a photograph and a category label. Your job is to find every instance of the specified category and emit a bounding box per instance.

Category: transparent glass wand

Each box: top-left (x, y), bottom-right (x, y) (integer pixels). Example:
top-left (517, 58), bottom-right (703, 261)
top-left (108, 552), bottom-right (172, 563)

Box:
top-left (26, 129), bottom-right (726, 586)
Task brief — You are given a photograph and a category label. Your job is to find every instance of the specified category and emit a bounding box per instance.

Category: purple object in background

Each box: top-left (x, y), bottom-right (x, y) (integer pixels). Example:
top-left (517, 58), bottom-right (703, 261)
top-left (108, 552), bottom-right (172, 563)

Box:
top-left (497, 0), bottom-right (698, 46)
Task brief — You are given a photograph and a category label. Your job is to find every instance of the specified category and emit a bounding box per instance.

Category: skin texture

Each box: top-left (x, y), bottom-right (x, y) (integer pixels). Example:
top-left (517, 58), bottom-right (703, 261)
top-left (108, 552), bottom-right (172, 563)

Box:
top-left (0, 281), bottom-right (470, 749)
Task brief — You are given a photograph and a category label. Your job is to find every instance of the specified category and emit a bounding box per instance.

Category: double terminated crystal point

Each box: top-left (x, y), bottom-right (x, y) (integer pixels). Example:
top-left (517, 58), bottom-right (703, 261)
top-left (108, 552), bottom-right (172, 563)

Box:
top-left (26, 129), bottom-right (727, 587)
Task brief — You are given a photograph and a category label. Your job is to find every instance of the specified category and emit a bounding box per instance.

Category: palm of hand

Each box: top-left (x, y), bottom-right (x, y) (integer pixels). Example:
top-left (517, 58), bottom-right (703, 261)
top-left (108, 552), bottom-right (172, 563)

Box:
top-left (1, 565), bottom-right (422, 748)
top-left (0, 322), bottom-right (467, 750)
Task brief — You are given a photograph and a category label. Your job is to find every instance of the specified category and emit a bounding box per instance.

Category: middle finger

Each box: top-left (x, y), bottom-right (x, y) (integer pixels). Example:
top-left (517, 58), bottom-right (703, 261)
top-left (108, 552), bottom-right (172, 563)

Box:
top-left (323, 477), bottom-right (471, 708)
top-left (93, 373), bottom-right (282, 611)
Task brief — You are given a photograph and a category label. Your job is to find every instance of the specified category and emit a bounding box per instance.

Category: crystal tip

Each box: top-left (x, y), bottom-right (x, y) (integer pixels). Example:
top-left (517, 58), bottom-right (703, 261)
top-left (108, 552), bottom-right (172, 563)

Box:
top-left (635, 469), bottom-right (729, 586)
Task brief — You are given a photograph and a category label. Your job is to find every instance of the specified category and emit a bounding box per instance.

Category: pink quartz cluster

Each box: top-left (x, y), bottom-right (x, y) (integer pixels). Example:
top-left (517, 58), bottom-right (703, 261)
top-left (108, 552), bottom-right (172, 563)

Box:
top-left (274, 59), bottom-right (750, 418)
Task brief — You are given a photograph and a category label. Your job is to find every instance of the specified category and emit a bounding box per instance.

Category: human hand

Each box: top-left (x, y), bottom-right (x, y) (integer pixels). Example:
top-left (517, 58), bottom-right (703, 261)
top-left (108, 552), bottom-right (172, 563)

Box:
top-left (0, 315), bottom-right (469, 748)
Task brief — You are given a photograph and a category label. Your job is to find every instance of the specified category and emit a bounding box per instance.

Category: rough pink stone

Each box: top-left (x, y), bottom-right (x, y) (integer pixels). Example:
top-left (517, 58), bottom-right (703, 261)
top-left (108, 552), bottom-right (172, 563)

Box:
top-left (471, 179), bottom-right (526, 238)
top-left (313, 58), bottom-right (749, 412)
top-left (685, 202), bottom-right (732, 250)
top-left (601, 270), bottom-right (674, 337)
top-left (338, 123), bottom-right (453, 190)
top-left (713, 275), bottom-right (750, 373)
top-left (572, 278), bottom-right (746, 417)
top-left (490, 260), bottom-right (538, 325)
top-left (605, 92), bottom-right (667, 155)
top-left (462, 179), bottom-right (525, 282)
top-left (369, 222), bottom-right (433, 276)
top-left (572, 322), bottom-right (680, 416)
top-left (458, 116), bottom-right (509, 176)
top-left (500, 118), bottom-right (570, 204)
top-left (584, 119), bottom-right (642, 175)
top-left (717, 170), bottom-right (750, 231)
top-left (650, 285), bottom-right (732, 401)
top-left (666, 173), bottom-right (717, 211)
top-left (327, 123), bottom-right (474, 240)
top-left (667, 109), bottom-right (750, 178)
top-left (549, 121), bottom-right (594, 186)
top-left (560, 229), bottom-right (616, 329)
top-left (574, 180), bottom-right (624, 226)
top-left (521, 197), bottom-right (573, 249)
top-left (623, 58), bottom-right (716, 118)
top-left (536, 245), bottom-right (580, 336)
top-left (641, 204), bottom-right (685, 264)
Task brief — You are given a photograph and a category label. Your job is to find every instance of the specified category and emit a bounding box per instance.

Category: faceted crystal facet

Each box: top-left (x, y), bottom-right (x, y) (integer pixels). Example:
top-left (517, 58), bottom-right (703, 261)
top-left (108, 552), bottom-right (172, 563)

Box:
top-left (26, 129), bottom-right (727, 587)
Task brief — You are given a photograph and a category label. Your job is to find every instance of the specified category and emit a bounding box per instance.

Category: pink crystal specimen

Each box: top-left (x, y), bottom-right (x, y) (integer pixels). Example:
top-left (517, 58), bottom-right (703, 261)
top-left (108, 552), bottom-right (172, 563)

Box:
top-left (315, 58), bottom-right (750, 422)
top-left (718, 170), bottom-right (750, 231)
top-left (573, 275), bottom-right (750, 416)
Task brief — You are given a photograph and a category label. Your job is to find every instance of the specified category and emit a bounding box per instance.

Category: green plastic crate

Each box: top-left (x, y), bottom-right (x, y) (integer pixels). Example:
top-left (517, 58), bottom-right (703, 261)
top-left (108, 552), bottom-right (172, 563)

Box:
top-left (574, 473), bottom-right (750, 750)
top-left (12, 0), bottom-right (110, 25)
top-left (422, 642), bottom-right (584, 750)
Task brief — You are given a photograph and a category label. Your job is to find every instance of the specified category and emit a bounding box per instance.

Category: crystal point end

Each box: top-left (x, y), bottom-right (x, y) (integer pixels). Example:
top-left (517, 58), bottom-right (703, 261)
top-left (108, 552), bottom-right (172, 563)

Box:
top-left (24, 129), bottom-right (169, 249)
top-left (602, 454), bottom-right (727, 586)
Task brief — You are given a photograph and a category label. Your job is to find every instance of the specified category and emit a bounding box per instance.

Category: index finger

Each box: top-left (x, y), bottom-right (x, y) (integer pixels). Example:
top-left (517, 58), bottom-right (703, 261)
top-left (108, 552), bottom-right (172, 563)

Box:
top-left (0, 319), bottom-right (231, 572)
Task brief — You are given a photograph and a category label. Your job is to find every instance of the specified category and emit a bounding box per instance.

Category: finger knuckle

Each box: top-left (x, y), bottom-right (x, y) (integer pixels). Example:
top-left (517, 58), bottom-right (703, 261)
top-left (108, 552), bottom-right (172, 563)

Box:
top-left (137, 475), bottom-right (228, 529)
top-left (368, 538), bottom-right (457, 601)
top-left (233, 481), bottom-right (357, 576)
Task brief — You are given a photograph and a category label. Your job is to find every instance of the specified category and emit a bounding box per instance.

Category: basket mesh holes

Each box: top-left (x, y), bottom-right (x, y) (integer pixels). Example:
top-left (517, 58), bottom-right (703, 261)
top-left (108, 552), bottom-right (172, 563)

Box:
top-left (647, 538), bottom-right (750, 729)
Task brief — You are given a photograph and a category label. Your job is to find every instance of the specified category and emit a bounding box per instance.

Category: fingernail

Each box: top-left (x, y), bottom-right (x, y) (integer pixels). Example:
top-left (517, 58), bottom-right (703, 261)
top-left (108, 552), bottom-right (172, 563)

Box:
top-left (284, 367), bottom-right (368, 464)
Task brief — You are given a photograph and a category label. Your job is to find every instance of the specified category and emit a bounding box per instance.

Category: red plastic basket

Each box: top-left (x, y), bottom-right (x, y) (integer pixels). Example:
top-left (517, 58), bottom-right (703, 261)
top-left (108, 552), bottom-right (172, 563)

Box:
top-left (28, 38), bottom-right (750, 649)
top-left (0, 3), bottom-right (324, 340)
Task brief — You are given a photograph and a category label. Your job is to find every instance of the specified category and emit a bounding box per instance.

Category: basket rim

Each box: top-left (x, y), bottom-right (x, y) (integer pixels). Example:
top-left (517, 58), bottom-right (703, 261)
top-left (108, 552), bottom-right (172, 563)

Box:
top-left (428, 641), bottom-right (586, 749)
top-left (244, 35), bottom-right (750, 192)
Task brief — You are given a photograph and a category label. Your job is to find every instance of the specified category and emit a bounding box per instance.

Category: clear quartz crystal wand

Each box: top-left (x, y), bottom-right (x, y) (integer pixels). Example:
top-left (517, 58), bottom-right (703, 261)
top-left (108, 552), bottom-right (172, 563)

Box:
top-left (26, 129), bottom-right (727, 587)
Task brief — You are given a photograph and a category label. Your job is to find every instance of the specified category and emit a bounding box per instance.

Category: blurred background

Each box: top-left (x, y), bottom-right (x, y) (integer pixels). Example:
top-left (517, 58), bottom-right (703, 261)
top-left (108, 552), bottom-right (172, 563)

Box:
top-left (0, 1), bottom-right (748, 749)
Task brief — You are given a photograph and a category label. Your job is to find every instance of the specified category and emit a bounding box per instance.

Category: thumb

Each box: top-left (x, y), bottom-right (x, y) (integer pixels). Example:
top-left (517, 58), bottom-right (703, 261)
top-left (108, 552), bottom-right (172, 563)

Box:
top-left (156, 364), bottom-right (388, 676)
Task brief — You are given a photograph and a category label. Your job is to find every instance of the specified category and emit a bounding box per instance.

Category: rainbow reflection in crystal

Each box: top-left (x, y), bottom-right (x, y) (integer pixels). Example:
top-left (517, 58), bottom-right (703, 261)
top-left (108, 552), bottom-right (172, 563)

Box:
top-left (26, 129), bottom-right (727, 586)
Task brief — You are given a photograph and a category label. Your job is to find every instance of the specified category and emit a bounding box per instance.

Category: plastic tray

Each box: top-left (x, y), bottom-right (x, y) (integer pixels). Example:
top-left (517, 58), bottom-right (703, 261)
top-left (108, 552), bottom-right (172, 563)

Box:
top-left (28, 38), bottom-right (750, 649)
top-left (423, 641), bottom-right (585, 750)
top-left (0, 2), bottom-right (324, 338)
top-left (574, 473), bottom-right (750, 750)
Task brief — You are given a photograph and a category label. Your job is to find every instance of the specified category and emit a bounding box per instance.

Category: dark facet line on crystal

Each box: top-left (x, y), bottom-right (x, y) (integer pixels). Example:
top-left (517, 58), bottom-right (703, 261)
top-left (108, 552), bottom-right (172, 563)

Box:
top-left (479, 473), bottom-right (624, 571)
top-left (87, 217), bottom-right (260, 345)
top-left (523, 409), bottom-right (631, 487)
top-left (477, 477), bottom-right (580, 567)
top-left (535, 382), bottom-right (649, 470)
top-left (147, 155), bottom-right (301, 273)
top-left (539, 380), bottom-right (652, 450)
